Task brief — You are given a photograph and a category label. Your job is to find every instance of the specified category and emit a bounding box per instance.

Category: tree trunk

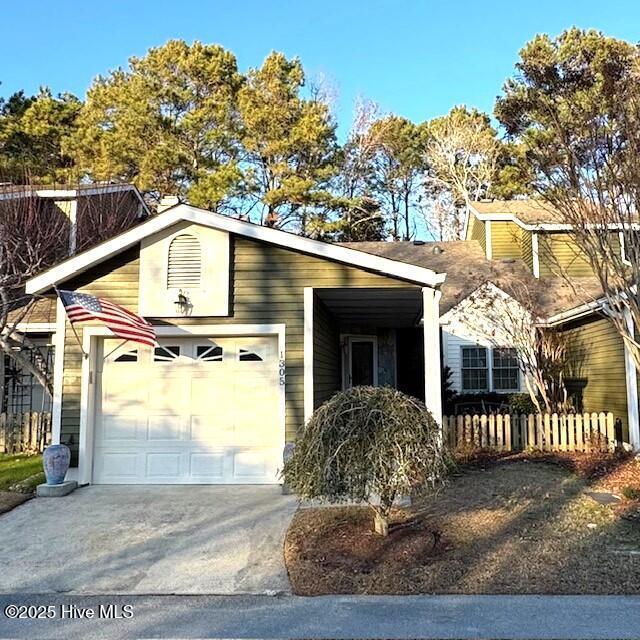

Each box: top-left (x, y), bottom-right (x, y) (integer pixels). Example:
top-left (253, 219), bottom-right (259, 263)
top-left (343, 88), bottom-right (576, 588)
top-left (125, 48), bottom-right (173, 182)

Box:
top-left (374, 512), bottom-right (389, 536)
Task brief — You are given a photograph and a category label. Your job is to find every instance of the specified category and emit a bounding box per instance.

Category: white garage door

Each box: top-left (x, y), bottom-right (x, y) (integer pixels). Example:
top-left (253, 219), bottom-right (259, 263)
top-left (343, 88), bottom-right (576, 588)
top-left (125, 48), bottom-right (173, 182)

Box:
top-left (93, 336), bottom-right (281, 484)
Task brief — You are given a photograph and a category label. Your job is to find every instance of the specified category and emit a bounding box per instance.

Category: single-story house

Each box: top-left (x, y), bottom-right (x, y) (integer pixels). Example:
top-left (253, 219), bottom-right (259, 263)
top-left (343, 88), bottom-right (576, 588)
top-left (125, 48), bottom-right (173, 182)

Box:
top-left (25, 204), bottom-right (445, 485)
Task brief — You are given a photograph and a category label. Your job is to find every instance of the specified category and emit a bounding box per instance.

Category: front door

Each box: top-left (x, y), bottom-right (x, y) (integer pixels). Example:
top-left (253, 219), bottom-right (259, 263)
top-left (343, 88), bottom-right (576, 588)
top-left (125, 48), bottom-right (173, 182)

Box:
top-left (346, 336), bottom-right (377, 388)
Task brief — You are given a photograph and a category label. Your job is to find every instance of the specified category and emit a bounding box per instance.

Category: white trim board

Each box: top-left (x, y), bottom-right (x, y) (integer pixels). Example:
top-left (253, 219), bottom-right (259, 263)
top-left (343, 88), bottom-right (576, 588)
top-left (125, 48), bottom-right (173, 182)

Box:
top-left (303, 288), bottom-right (314, 423)
top-left (51, 299), bottom-right (66, 445)
top-left (624, 310), bottom-right (640, 450)
top-left (10, 323), bottom-right (57, 333)
top-left (27, 204), bottom-right (446, 295)
top-left (485, 220), bottom-right (492, 259)
top-left (467, 203), bottom-right (640, 232)
top-left (76, 323), bottom-right (286, 485)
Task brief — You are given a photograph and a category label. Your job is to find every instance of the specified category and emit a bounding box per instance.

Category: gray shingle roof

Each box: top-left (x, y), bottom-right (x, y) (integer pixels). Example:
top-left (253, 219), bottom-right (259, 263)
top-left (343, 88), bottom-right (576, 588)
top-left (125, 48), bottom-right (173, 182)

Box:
top-left (337, 240), bottom-right (603, 318)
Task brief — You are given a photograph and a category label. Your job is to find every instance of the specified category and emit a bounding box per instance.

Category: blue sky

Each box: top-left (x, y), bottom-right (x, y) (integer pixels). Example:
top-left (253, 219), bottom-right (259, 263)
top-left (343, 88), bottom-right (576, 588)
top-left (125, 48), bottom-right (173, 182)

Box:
top-left (1, 0), bottom-right (639, 139)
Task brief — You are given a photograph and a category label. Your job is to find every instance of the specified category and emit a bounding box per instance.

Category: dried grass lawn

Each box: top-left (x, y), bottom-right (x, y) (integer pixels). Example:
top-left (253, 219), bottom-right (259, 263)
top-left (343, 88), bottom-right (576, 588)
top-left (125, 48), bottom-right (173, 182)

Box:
top-left (285, 458), bottom-right (640, 595)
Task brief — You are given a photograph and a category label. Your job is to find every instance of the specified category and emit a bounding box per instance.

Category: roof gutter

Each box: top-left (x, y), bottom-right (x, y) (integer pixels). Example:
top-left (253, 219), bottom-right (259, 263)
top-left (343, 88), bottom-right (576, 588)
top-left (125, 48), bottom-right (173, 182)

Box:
top-left (538, 298), bottom-right (605, 327)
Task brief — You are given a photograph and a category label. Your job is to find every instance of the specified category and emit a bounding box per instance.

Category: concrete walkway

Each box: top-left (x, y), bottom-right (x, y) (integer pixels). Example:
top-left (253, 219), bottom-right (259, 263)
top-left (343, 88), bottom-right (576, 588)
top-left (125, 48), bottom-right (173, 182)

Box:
top-left (0, 485), bottom-right (297, 594)
top-left (0, 594), bottom-right (638, 639)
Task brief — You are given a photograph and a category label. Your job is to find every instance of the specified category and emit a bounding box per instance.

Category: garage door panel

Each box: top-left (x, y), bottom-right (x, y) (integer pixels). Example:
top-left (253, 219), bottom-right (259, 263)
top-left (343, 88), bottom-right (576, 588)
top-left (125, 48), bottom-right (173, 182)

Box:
top-left (99, 415), bottom-right (140, 441)
top-left (97, 452), bottom-right (139, 480)
top-left (147, 380), bottom-right (190, 412)
top-left (102, 379), bottom-right (146, 411)
top-left (147, 415), bottom-right (186, 441)
top-left (189, 452), bottom-right (225, 478)
top-left (145, 452), bottom-right (181, 479)
top-left (189, 415), bottom-right (234, 443)
top-left (233, 449), bottom-right (278, 479)
top-left (189, 377), bottom-right (234, 414)
top-left (94, 335), bottom-right (281, 484)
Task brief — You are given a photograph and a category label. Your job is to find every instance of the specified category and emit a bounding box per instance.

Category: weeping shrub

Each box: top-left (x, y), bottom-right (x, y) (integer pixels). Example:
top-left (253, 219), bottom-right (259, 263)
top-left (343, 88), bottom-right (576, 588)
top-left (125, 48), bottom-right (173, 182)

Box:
top-left (282, 386), bottom-right (450, 535)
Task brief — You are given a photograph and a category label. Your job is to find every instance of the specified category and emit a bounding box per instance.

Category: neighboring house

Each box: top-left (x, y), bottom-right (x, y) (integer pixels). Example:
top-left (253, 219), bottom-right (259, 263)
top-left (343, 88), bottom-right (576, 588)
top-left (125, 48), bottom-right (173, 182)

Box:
top-left (347, 200), bottom-right (640, 447)
top-left (25, 204), bottom-right (444, 485)
top-left (462, 200), bottom-right (638, 446)
top-left (1, 183), bottom-right (148, 414)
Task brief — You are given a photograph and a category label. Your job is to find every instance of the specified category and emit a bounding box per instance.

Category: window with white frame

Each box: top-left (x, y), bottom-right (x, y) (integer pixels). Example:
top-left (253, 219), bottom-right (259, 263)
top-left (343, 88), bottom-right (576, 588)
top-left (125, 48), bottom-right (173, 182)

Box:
top-left (461, 346), bottom-right (488, 391)
top-left (492, 348), bottom-right (520, 391)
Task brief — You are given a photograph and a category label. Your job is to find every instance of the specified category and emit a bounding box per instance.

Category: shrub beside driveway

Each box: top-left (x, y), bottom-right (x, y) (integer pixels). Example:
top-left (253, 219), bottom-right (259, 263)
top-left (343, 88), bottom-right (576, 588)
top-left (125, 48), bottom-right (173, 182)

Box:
top-left (285, 458), bottom-right (640, 595)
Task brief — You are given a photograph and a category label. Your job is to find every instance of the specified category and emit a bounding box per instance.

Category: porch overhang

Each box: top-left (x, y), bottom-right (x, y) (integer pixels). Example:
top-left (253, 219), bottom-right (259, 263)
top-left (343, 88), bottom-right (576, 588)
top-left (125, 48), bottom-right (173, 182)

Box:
top-left (303, 286), bottom-right (442, 428)
top-left (314, 287), bottom-right (424, 327)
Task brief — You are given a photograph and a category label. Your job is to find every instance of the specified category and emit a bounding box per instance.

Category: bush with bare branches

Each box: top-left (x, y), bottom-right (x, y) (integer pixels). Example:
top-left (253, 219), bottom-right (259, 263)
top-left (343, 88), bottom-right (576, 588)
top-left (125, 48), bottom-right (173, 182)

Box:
top-left (282, 386), bottom-right (450, 536)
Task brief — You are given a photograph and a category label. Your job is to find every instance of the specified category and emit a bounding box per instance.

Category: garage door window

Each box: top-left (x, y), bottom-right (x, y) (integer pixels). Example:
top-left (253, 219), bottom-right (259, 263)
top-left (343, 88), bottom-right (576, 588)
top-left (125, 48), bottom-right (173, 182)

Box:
top-left (114, 349), bottom-right (137, 363)
top-left (196, 344), bottom-right (223, 361)
top-left (239, 347), bottom-right (264, 362)
top-left (154, 345), bottom-right (181, 362)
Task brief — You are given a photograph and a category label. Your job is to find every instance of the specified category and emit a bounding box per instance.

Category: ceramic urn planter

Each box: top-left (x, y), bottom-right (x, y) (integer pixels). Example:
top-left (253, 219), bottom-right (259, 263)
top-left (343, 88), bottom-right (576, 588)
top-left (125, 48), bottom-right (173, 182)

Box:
top-left (42, 444), bottom-right (71, 485)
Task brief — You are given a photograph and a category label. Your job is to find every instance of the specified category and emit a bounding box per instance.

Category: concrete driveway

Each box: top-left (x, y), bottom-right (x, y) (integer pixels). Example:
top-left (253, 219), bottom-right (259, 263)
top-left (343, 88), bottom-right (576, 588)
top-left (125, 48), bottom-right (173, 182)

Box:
top-left (0, 485), bottom-right (297, 595)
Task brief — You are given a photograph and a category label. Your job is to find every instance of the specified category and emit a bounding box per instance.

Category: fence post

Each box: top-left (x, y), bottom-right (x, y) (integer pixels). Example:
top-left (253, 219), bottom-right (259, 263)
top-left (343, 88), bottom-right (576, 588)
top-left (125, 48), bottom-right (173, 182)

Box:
top-left (598, 413), bottom-right (607, 452)
top-left (551, 413), bottom-right (559, 451)
top-left (480, 414), bottom-right (488, 448)
top-left (543, 414), bottom-right (551, 452)
top-left (606, 413), bottom-right (615, 453)
top-left (464, 414), bottom-right (472, 444)
top-left (488, 414), bottom-right (496, 447)
top-left (505, 414), bottom-right (512, 451)
top-left (527, 414), bottom-right (534, 450)
top-left (496, 414), bottom-right (504, 449)
top-left (575, 413), bottom-right (584, 452)
top-left (472, 415), bottom-right (480, 447)
top-left (519, 414), bottom-right (527, 450)
top-left (456, 415), bottom-right (463, 449)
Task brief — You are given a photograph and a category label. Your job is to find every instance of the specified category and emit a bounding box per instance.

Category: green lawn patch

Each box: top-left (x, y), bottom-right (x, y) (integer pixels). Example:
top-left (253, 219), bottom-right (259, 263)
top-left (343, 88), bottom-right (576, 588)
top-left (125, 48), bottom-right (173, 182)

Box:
top-left (0, 454), bottom-right (43, 491)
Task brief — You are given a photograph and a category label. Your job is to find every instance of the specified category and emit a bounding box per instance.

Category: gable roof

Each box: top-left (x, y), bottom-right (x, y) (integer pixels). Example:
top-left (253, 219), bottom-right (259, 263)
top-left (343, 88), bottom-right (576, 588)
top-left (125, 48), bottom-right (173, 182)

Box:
top-left (25, 205), bottom-right (445, 295)
top-left (338, 240), bottom-right (604, 318)
top-left (470, 200), bottom-right (565, 226)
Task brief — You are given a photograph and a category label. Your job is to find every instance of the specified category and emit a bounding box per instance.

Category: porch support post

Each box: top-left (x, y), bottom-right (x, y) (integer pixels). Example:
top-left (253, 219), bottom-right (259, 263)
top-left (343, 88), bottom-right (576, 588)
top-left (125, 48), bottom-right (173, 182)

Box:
top-left (303, 287), bottom-right (314, 423)
top-left (422, 287), bottom-right (442, 426)
top-left (624, 309), bottom-right (640, 450)
top-left (51, 297), bottom-right (66, 445)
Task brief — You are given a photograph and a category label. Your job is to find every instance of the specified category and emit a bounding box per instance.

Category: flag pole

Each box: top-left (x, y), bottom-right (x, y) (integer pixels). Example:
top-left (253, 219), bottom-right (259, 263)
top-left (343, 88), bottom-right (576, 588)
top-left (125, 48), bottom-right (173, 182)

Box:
top-left (54, 287), bottom-right (90, 359)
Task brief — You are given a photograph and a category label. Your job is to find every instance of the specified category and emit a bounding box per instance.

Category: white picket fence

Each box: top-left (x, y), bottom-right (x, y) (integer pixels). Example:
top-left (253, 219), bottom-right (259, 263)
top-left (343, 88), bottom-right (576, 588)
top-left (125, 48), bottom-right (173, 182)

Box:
top-left (443, 412), bottom-right (618, 453)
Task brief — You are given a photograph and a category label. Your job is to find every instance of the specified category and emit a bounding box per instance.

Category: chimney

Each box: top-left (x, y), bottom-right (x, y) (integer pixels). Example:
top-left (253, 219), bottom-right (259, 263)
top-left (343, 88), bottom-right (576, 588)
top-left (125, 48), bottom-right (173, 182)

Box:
top-left (158, 195), bottom-right (180, 213)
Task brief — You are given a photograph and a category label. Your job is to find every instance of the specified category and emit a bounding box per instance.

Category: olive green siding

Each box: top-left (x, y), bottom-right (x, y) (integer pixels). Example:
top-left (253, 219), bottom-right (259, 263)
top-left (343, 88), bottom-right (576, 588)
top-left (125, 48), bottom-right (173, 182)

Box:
top-left (58, 234), bottom-right (419, 459)
top-left (538, 233), bottom-right (593, 277)
top-left (468, 213), bottom-right (486, 254)
top-left (313, 296), bottom-right (341, 408)
top-left (562, 315), bottom-right (629, 440)
top-left (490, 221), bottom-right (523, 260)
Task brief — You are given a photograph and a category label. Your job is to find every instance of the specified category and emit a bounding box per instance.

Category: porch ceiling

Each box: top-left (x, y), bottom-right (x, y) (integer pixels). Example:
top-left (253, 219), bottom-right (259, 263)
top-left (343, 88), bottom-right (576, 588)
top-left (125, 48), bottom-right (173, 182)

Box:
top-left (315, 287), bottom-right (423, 328)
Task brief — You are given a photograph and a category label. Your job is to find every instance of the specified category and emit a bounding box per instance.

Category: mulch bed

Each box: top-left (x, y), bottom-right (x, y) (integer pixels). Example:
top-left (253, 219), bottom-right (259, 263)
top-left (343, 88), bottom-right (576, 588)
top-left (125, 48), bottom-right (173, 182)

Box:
top-left (0, 491), bottom-right (31, 516)
top-left (285, 457), bottom-right (640, 595)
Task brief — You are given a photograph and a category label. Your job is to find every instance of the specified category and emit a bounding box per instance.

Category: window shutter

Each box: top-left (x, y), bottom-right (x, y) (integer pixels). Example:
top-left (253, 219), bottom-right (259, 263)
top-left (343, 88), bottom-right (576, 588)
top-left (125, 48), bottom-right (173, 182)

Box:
top-left (167, 234), bottom-right (202, 288)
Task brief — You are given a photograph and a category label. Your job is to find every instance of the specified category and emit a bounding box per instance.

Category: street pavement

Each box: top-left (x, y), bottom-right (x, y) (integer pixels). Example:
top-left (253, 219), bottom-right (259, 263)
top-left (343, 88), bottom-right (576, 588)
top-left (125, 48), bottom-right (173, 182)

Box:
top-left (0, 593), bottom-right (639, 639)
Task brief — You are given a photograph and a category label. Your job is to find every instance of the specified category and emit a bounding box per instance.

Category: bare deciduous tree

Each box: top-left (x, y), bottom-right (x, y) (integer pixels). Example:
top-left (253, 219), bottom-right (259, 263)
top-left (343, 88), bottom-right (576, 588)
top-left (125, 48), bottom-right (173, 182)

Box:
top-left (453, 282), bottom-right (573, 413)
top-left (422, 106), bottom-right (501, 240)
top-left (0, 181), bottom-right (145, 398)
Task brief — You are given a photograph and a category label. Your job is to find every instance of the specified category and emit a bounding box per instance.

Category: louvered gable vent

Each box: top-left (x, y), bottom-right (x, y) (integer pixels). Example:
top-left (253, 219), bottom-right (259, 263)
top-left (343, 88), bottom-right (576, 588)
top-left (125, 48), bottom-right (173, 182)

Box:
top-left (167, 234), bottom-right (202, 288)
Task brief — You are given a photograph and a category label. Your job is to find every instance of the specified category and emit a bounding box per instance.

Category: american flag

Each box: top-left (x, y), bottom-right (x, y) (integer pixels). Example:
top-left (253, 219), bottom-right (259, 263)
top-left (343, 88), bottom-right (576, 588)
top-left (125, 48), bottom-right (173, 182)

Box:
top-left (58, 290), bottom-right (157, 347)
